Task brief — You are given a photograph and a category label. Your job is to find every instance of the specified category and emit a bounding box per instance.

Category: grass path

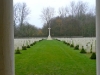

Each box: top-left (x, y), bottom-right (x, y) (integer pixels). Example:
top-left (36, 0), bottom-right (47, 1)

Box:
top-left (15, 40), bottom-right (96, 75)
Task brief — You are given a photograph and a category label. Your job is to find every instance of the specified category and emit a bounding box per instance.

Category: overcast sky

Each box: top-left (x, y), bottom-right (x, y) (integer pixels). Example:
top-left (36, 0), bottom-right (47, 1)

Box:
top-left (14, 0), bottom-right (96, 28)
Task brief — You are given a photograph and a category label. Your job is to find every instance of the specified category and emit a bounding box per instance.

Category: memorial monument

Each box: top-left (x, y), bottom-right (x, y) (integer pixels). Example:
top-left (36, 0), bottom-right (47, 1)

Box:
top-left (47, 27), bottom-right (52, 40)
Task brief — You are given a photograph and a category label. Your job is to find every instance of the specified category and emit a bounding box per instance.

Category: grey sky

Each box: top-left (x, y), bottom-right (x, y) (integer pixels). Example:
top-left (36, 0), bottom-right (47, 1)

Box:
top-left (14, 0), bottom-right (95, 28)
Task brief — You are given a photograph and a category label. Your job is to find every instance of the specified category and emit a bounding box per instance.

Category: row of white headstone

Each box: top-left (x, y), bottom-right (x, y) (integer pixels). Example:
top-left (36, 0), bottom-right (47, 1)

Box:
top-left (14, 38), bottom-right (44, 50)
top-left (57, 37), bottom-right (96, 53)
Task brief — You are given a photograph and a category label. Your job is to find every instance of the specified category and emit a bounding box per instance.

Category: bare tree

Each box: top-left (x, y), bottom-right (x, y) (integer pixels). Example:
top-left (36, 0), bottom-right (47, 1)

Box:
top-left (14, 3), bottom-right (20, 26)
top-left (70, 1), bottom-right (76, 17)
top-left (75, 1), bottom-right (88, 18)
top-left (58, 7), bottom-right (66, 17)
top-left (58, 6), bottom-right (70, 18)
top-left (40, 7), bottom-right (55, 27)
top-left (65, 6), bottom-right (70, 17)
top-left (88, 6), bottom-right (96, 16)
top-left (75, 1), bottom-right (88, 36)
top-left (14, 2), bottom-right (30, 26)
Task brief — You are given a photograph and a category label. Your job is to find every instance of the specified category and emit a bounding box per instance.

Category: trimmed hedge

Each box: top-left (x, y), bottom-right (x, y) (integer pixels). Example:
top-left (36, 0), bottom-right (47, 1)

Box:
top-left (90, 53), bottom-right (96, 59)
top-left (70, 44), bottom-right (74, 47)
top-left (22, 46), bottom-right (27, 50)
top-left (74, 45), bottom-right (79, 50)
top-left (80, 46), bottom-right (86, 53)
top-left (15, 47), bottom-right (21, 54)
top-left (27, 45), bottom-right (30, 48)
top-left (63, 41), bottom-right (67, 44)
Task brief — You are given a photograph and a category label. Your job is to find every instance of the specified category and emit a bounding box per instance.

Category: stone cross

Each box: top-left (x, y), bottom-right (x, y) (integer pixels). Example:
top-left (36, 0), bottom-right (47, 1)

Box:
top-left (47, 27), bottom-right (52, 40)
top-left (48, 27), bottom-right (51, 36)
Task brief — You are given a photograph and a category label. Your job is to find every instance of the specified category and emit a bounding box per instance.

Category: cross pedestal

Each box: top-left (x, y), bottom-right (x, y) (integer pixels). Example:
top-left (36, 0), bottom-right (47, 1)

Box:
top-left (47, 28), bottom-right (52, 40)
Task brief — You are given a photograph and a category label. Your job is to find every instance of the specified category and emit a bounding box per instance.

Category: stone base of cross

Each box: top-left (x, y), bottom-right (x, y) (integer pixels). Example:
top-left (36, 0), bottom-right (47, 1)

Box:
top-left (47, 28), bottom-right (52, 40)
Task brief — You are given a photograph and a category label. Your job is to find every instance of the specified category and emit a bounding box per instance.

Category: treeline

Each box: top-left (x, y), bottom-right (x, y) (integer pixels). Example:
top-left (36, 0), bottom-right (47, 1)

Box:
top-left (14, 1), bottom-right (96, 38)
top-left (14, 2), bottom-right (41, 37)
top-left (42, 13), bottom-right (95, 37)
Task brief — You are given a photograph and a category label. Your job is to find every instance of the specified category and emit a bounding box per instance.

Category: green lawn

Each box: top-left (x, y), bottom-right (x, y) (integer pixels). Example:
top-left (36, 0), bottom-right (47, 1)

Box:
top-left (15, 40), bottom-right (96, 75)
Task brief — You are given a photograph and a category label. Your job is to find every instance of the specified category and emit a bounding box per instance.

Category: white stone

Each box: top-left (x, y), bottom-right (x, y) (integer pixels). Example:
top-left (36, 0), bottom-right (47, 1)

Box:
top-left (47, 28), bottom-right (52, 40)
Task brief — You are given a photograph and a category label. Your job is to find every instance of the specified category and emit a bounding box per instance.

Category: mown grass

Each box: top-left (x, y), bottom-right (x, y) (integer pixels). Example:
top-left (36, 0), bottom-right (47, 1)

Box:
top-left (15, 40), bottom-right (96, 75)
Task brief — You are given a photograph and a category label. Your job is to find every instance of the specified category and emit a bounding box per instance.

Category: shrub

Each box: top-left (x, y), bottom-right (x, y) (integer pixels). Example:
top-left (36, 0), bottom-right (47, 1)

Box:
top-left (22, 45), bottom-right (27, 50)
top-left (70, 44), bottom-right (74, 47)
top-left (15, 47), bottom-right (21, 54)
top-left (90, 53), bottom-right (96, 59)
top-left (67, 43), bottom-right (70, 46)
top-left (80, 46), bottom-right (86, 53)
top-left (56, 39), bottom-right (60, 41)
top-left (63, 41), bottom-right (67, 44)
top-left (39, 39), bottom-right (43, 42)
top-left (30, 43), bottom-right (33, 46)
top-left (27, 45), bottom-right (30, 48)
top-left (74, 45), bottom-right (79, 50)
top-left (33, 41), bottom-right (36, 45)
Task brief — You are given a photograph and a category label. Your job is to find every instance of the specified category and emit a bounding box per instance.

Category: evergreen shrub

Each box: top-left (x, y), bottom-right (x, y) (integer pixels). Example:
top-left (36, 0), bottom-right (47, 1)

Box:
top-left (90, 52), bottom-right (96, 59)
top-left (27, 45), bottom-right (30, 48)
top-left (15, 47), bottom-right (21, 54)
top-left (22, 45), bottom-right (27, 50)
top-left (74, 45), bottom-right (79, 50)
top-left (70, 44), bottom-right (74, 47)
top-left (80, 46), bottom-right (86, 53)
